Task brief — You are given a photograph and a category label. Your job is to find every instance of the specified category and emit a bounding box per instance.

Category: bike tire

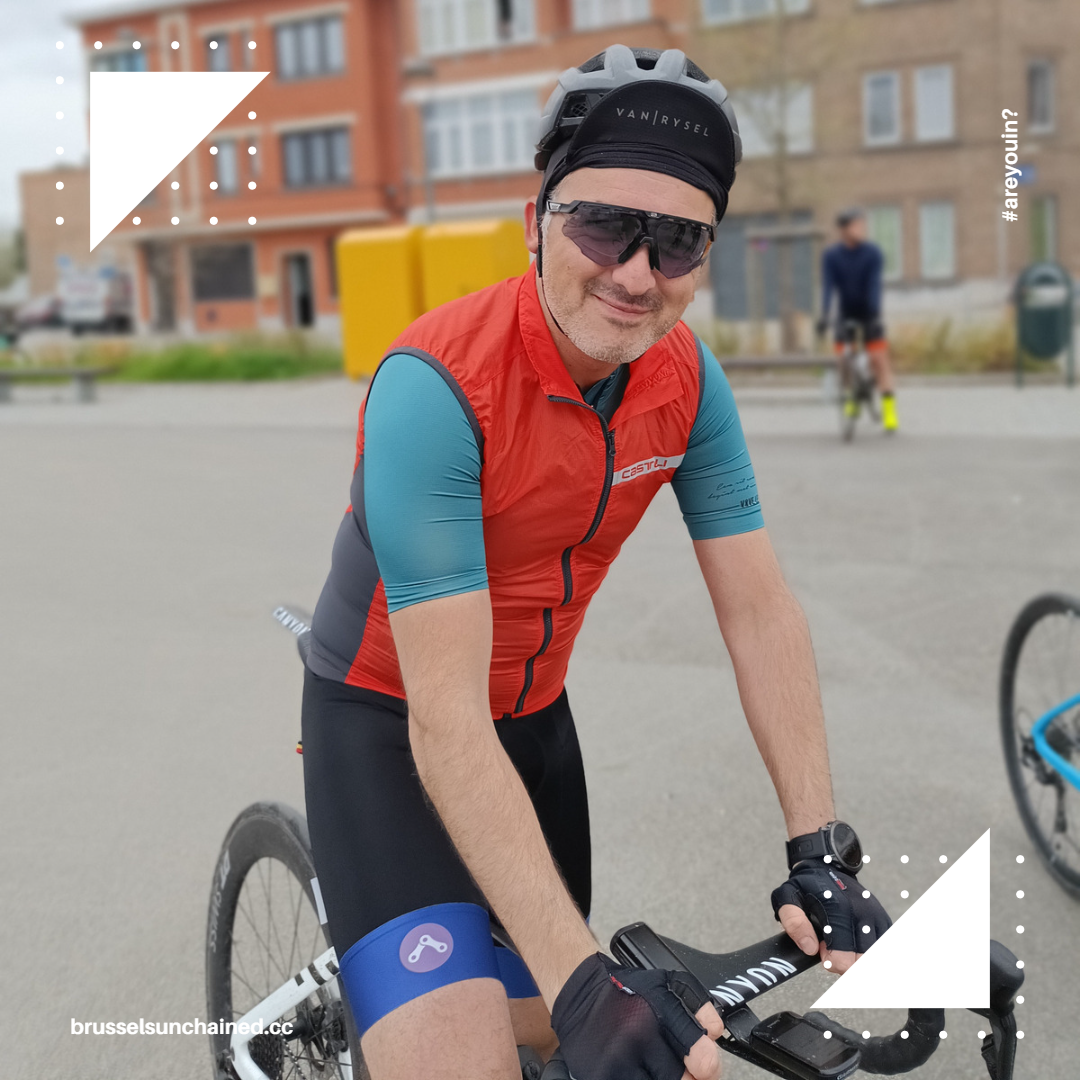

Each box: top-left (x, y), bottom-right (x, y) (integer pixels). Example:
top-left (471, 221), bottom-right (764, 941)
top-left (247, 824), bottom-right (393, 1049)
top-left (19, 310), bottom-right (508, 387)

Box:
top-left (840, 397), bottom-right (857, 442)
top-left (999, 594), bottom-right (1080, 897)
top-left (206, 802), bottom-right (366, 1079)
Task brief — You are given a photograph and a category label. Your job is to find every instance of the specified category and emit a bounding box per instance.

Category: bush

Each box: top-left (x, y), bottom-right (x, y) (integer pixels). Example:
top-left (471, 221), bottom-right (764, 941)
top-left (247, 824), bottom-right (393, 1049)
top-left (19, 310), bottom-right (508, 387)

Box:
top-left (890, 319), bottom-right (1017, 374)
top-left (77, 331), bottom-right (342, 381)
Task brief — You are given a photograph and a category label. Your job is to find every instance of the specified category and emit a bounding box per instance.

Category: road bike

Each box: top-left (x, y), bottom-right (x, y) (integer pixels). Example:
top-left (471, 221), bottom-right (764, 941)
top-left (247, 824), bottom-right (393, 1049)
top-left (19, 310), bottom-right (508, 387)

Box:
top-left (1000, 592), bottom-right (1080, 896)
top-left (204, 606), bottom-right (1025, 1080)
top-left (835, 320), bottom-right (880, 443)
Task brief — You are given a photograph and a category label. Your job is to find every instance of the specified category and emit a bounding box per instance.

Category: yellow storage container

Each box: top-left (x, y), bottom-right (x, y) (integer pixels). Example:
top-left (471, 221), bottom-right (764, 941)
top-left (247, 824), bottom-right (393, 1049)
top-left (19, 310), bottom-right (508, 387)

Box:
top-left (336, 225), bottom-right (423, 379)
top-left (420, 219), bottom-right (530, 313)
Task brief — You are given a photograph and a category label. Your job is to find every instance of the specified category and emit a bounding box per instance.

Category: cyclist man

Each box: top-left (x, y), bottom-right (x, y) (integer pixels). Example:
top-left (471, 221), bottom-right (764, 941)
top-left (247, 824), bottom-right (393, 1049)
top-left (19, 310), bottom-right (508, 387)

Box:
top-left (302, 46), bottom-right (890, 1080)
top-left (818, 208), bottom-right (899, 432)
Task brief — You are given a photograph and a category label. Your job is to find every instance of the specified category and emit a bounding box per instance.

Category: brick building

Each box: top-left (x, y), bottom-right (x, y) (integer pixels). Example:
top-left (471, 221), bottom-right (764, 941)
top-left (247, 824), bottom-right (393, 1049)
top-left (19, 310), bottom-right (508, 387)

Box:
top-left (56, 0), bottom-right (1071, 339)
top-left (692, 0), bottom-right (1078, 330)
top-left (63, 0), bottom-right (694, 340)
top-left (20, 162), bottom-right (138, 302)
top-left (67, 0), bottom-right (407, 339)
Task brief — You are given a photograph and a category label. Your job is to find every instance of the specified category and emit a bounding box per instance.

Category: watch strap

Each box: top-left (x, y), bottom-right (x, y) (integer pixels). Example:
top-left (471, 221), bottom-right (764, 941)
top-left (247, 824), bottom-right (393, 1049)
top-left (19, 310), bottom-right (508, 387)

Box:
top-left (786, 829), bottom-right (830, 870)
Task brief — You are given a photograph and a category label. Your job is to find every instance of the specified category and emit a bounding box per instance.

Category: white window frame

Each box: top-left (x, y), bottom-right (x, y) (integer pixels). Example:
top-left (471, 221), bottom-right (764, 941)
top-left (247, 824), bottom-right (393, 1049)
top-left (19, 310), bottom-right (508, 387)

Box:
top-left (702, 0), bottom-right (809, 28)
top-left (1027, 59), bottom-right (1055, 134)
top-left (863, 70), bottom-right (901, 146)
top-left (865, 205), bottom-right (903, 282)
top-left (914, 64), bottom-right (954, 142)
top-left (729, 83), bottom-right (813, 158)
top-left (572, 0), bottom-right (650, 30)
top-left (918, 201), bottom-right (955, 281)
top-left (421, 86), bottom-right (539, 179)
top-left (215, 140), bottom-right (239, 194)
top-left (275, 14), bottom-right (346, 80)
top-left (417, 0), bottom-right (535, 57)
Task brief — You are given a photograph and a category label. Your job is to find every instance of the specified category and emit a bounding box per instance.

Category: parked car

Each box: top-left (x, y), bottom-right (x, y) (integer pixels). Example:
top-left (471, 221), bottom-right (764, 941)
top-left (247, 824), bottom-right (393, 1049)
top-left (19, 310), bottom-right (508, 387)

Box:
top-left (15, 294), bottom-right (64, 331)
top-left (58, 266), bottom-right (133, 334)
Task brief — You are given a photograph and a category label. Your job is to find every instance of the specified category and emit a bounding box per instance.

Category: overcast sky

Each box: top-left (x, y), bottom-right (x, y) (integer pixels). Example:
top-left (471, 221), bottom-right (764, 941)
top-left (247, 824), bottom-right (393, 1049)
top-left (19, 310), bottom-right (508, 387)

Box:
top-left (0, 0), bottom-right (126, 232)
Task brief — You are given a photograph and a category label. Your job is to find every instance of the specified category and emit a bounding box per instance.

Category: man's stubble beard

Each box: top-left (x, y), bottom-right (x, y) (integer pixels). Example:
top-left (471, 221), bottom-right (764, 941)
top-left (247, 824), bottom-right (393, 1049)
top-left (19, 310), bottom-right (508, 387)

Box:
top-left (546, 278), bottom-right (681, 366)
top-left (541, 214), bottom-right (682, 366)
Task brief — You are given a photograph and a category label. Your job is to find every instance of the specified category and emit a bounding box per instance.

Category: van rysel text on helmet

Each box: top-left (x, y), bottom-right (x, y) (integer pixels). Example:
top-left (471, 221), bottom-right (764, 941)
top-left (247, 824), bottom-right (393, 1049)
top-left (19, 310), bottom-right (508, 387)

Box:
top-left (614, 107), bottom-right (710, 136)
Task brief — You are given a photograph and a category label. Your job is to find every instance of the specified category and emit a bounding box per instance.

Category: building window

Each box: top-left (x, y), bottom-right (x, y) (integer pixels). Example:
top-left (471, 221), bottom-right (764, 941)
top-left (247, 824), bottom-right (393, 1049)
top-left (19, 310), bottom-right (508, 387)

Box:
top-left (275, 16), bottom-right (345, 80)
top-left (918, 201), bottom-right (955, 280)
top-left (1030, 195), bottom-right (1057, 262)
top-left (215, 141), bottom-right (239, 194)
top-left (729, 84), bottom-right (813, 158)
top-left (423, 89), bottom-right (537, 178)
top-left (417, 0), bottom-right (534, 55)
top-left (282, 128), bottom-right (352, 188)
top-left (572, 0), bottom-right (649, 29)
top-left (1027, 60), bottom-right (1055, 133)
top-left (191, 244), bottom-right (255, 301)
top-left (863, 72), bottom-right (900, 145)
top-left (206, 34), bottom-right (230, 71)
top-left (90, 51), bottom-right (148, 72)
top-left (866, 205), bottom-right (903, 281)
top-left (914, 64), bottom-right (954, 142)
top-left (702, 0), bottom-right (809, 27)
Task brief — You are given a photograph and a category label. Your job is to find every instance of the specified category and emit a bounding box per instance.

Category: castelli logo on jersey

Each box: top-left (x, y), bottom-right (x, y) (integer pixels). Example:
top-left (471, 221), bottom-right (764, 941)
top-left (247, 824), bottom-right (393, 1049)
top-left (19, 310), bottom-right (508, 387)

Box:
top-left (611, 453), bottom-right (686, 486)
top-left (614, 107), bottom-right (710, 137)
top-left (399, 924), bottom-right (454, 972)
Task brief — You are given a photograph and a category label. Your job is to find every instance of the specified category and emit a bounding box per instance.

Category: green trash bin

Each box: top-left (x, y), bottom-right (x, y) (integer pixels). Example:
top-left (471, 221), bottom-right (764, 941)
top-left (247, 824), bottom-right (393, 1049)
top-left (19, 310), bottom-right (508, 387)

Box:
top-left (1014, 261), bottom-right (1074, 386)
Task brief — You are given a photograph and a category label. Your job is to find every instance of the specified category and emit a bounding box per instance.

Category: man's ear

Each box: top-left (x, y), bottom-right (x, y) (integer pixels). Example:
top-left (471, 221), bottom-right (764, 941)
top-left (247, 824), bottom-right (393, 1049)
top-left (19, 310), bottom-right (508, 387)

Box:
top-left (524, 199), bottom-right (540, 255)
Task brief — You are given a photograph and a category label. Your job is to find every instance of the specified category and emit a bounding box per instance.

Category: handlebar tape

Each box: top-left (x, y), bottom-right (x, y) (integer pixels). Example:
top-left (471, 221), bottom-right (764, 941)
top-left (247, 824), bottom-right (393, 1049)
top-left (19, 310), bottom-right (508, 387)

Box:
top-left (804, 1008), bottom-right (945, 1075)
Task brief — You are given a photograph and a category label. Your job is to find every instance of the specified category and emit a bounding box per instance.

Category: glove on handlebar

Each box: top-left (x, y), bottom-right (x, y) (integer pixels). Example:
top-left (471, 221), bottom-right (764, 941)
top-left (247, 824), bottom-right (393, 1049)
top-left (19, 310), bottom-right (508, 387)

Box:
top-left (551, 952), bottom-right (711, 1080)
top-left (771, 861), bottom-right (892, 954)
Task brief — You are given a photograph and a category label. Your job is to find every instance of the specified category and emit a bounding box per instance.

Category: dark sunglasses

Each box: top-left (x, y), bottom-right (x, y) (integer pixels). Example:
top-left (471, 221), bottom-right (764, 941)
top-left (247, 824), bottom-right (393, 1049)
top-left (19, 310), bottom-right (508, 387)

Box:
top-left (546, 199), bottom-right (716, 279)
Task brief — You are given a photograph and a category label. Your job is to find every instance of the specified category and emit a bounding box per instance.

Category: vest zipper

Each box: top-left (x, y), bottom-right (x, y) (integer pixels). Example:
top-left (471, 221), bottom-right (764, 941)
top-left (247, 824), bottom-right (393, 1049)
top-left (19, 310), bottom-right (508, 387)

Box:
top-left (512, 399), bottom-right (617, 715)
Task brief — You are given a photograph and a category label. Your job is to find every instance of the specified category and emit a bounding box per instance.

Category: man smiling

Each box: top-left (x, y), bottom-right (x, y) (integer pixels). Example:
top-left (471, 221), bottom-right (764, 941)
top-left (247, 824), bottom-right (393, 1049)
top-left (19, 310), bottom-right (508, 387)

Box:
top-left (302, 44), bottom-right (890, 1080)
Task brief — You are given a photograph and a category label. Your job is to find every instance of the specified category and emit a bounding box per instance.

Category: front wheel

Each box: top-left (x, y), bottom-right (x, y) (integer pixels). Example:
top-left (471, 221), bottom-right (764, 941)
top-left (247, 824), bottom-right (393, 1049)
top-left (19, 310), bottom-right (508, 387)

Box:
top-left (205, 802), bottom-right (365, 1078)
top-left (1000, 594), bottom-right (1080, 896)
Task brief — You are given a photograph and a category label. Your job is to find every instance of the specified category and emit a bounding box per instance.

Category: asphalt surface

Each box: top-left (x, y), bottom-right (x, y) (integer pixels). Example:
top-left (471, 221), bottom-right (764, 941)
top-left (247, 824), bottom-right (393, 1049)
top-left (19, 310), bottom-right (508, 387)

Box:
top-left (3, 375), bottom-right (1079, 1079)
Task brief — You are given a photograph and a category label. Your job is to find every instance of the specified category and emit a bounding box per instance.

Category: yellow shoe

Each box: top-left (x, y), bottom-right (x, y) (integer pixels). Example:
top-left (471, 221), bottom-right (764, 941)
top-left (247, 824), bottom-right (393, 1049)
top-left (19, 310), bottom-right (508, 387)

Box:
top-left (882, 394), bottom-right (899, 432)
top-left (844, 398), bottom-right (859, 419)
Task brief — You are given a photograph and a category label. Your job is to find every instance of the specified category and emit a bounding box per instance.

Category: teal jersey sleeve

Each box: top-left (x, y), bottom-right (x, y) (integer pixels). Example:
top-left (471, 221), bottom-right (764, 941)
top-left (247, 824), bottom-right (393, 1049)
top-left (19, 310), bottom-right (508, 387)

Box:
top-left (670, 341), bottom-right (764, 540)
top-left (362, 353), bottom-right (488, 613)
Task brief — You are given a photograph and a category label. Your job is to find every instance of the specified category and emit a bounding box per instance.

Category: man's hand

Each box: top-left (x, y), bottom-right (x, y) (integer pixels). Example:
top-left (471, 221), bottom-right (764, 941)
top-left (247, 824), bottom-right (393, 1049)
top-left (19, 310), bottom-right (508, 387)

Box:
top-left (772, 863), bottom-right (892, 975)
top-left (551, 953), bottom-right (725, 1080)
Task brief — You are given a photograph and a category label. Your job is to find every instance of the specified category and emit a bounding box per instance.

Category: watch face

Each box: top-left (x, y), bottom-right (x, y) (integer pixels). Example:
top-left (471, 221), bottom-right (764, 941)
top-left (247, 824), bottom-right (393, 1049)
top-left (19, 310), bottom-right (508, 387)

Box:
top-left (829, 822), bottom-right (862, 871)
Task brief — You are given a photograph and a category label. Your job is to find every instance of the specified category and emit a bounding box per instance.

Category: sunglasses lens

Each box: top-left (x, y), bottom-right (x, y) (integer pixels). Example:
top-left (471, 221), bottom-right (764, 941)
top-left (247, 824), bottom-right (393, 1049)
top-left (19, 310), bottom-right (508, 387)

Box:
top-left (560, 206), bottom-right (642, 266)
top-left (654, 219), bottom-right (710, 278)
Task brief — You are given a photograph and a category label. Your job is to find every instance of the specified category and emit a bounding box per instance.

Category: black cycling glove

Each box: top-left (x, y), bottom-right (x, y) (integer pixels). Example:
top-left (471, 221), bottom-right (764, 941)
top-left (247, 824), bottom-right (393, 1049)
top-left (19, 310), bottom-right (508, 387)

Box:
top-left (551, 952), bottom-right (712, 1080)
top-left (771, 861), bottom-right (892, 954)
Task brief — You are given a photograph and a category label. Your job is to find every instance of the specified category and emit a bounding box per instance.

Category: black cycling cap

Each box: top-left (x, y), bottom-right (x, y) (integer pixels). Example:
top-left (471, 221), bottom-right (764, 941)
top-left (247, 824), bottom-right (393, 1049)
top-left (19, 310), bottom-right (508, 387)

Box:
top-left (535, 46), bottom-right (741, 222)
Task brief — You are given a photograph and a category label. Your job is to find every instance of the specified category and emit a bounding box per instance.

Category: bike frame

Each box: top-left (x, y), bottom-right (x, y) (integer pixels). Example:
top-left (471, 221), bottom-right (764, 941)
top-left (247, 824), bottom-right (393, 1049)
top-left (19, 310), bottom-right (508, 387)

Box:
top-left (1032, 692), bottom-right (1080, 791)
top-left (228, 946), bottom-right (349, 1080)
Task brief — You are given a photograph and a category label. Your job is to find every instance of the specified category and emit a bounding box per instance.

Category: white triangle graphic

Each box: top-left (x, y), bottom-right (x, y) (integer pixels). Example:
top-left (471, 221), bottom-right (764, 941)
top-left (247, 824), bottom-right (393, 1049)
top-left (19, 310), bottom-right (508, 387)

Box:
top-left (810, 830), bottom-right (990, 1010)
top-left (89, 71), bottom-right (268, 251)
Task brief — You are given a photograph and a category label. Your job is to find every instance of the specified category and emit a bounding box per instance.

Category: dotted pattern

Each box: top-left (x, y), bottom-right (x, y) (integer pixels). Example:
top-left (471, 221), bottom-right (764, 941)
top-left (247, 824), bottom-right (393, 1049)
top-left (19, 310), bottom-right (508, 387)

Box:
top-left (56, 37), bottom-right (265, 230)
top-left (820, 845), bottom-right (1030, 1046)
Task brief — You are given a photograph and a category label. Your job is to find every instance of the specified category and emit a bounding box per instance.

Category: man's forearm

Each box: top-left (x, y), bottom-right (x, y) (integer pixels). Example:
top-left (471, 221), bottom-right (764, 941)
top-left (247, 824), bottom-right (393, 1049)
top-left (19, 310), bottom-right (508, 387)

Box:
top-left (409, 705), bottom-right (597, 1008)
top-left (724, 586), bottom-right (835, 837)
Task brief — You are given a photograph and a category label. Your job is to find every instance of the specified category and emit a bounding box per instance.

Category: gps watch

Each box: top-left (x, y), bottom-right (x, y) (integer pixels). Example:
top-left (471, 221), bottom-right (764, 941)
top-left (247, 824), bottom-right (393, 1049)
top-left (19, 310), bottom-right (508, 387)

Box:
top-left (786, 821), bottom-right (863, 875)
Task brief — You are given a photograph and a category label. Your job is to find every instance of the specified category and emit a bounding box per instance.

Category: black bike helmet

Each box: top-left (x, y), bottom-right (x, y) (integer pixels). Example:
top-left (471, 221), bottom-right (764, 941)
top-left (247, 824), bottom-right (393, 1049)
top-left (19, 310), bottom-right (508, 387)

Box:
top-left (535, 45), bottom-right (742, 223)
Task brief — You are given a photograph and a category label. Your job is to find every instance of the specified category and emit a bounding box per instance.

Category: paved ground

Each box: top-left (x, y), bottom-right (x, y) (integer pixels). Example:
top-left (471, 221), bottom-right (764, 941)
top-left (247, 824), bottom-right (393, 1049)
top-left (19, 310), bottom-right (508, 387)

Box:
top-left (3, 375), bottom-right (1079, 1079)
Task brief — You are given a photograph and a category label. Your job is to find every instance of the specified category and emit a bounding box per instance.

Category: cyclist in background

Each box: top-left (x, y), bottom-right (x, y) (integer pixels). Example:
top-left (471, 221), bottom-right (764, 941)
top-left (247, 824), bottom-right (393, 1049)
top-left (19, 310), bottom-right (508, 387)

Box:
top-left (818, 208), bottom-right (899, 432)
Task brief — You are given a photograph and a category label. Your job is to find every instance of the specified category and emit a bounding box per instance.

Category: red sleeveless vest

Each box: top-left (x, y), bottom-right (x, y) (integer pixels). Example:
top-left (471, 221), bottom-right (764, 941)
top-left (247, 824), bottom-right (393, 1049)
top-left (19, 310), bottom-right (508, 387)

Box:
top-left (338, 270), bottom-right (704, 718)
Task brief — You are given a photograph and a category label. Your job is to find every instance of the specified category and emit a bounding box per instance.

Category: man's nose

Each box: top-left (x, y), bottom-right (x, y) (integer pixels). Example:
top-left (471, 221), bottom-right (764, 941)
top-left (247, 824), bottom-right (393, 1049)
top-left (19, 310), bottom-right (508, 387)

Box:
top-left (609, 242), bottom-right (657, 295)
